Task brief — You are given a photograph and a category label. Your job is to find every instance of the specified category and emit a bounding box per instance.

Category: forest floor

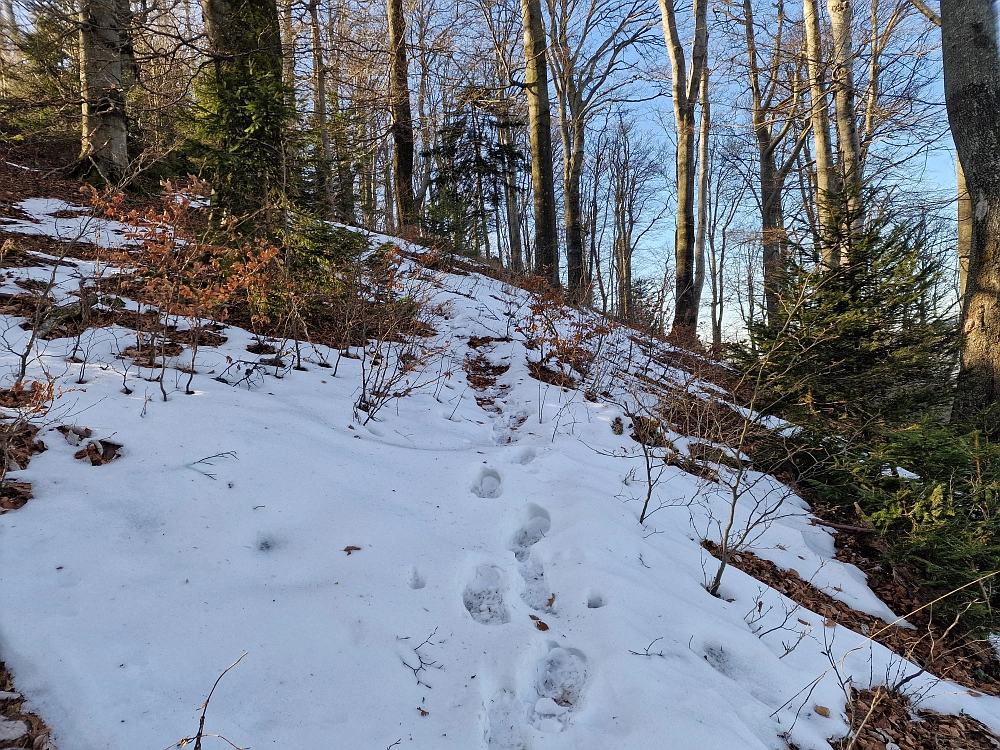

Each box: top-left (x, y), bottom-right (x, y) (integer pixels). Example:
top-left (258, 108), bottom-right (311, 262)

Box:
top-left (0, 153), bottom-right (999, 750)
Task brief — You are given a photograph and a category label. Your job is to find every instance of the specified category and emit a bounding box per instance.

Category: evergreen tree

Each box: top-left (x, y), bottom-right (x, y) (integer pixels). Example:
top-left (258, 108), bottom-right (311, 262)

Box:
top-left (734, 214), bottom-right (958, 436)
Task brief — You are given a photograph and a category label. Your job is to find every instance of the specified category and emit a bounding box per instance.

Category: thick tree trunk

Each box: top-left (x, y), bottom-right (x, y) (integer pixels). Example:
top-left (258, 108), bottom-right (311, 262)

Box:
top-left (78, 0), bottom-right (128, 178)
top-left (520, 0), bottom-right (560, 285)
top-left (658, 0), bottom-right (708, 341)
top-left (957, 155), bottom-right (972, 299)
top-left (0, 0), bottom-right (17, 96)
top-left (387, 0), bottom-right (416, 232)
top-left (942, 0), bottom-right (1000, 427)
top-left (827, 0), bottom-right (862, 225)
top-left (803, 0), bottom-right (840, 266)
top-left (200, 0), bottom-right (285, 212)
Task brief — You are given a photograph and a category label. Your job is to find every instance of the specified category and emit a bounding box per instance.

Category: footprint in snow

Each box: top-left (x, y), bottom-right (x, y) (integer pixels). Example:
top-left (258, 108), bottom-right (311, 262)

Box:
top-left (509, 504), bottom-right (550, 562)
top-left (471, 466), bottom-right (503, 498)
top-left (463, 565), bottom-right (510, 625)
top-left (407, 566), bottom-right (425, 589)
top-left (509, 504), bottom-right (555, 613)
top-left (484, 689), bottom-right (526, 750)
top-left (531, 645), bottom-right (588, 732)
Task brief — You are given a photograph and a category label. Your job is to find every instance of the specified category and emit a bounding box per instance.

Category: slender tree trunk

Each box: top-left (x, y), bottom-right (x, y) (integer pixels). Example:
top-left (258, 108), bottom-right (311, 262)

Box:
top-left (384, 142), bottom-right (395, 233)
top-left (827, 0), bottom-right (862, 226)
top-left (279, 0), bottom-right (295, 107)
top-left (658, 0), bottom-right (708, 341)
top-left (942, 0), bottom-right (1000, 427)
top-left (500, 123), bottom-right (524, 272)
top-left (309, 0), bottom-right (334, 217)
top-left (564, 113), bottom-right (587, 299)
top-left (693, 71), bottom-right (709, 313)
top-left (803, 0), bottom-right (840, 266)
top-left (520, 0), bottom-right (560, 285)
top-left (78, 0), bottom-right (128, 178)
top-left (387, 0), bottom-right (416, 231)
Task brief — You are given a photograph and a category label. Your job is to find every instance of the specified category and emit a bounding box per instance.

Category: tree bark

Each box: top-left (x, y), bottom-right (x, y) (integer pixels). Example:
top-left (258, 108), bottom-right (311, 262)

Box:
top-left (942, 0), bottom-right (1000, 426)
top-left (658, 0), bottom-right (708, 341)
top-left (387, 0), bottom-right (416, 231)
top-left (309, 0), bottom-right (334, 217)
top-left (520, 0), bottom-right (560, 286)
top-left (957, 155), bottom-right (972, 299)
top-left (499, 122), bottom-right (524, 272)
top-left (78, 0), bottom-right (129, 178)
top-left (564, 109), bottom-right (587, 298)
top-left (827, 0), bottom-right (863, 226)
top-left (803, 0), bottom-right (840, 266)
top-left (693, 70), bottom-right (709, 313)
top-left (279, 0), bottom-right (295, 108)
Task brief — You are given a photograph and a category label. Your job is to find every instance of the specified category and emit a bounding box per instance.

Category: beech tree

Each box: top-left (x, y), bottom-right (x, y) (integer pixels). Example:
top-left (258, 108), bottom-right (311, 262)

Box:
top-left (658, 0), bottom-right (708, 341)
top-left (388, 0), bottom-right (417, 231)
top-left (544, 0), bottom-right (656, 299)
top-left (520, 0), bottom-right (560, 284)
top-left (78, 0), bottom-right (130, 178)
top-left (941, 0), bottom-right (1000, 428)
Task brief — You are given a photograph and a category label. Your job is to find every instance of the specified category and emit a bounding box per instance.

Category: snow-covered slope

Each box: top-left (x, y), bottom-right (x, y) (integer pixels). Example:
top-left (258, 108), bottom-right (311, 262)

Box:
top-left (0, 198), bottom-right (998, 750)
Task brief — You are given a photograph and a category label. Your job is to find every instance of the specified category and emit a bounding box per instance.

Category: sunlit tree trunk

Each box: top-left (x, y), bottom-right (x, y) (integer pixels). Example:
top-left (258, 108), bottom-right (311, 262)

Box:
top-left (658, 0), bottom-right (708, 341)
top-left (827, 0), bottom-right (862, 226)
top-left (520, 0), bottom-right (560, 285)
top-left (387, 0), bottom-right (416, 231)
top-left (942, 0), bottom-right (1000, 427)
top-left (803, 0), bottom-right (840, 266)
top-left (78, 0), bottom-right (128, 178)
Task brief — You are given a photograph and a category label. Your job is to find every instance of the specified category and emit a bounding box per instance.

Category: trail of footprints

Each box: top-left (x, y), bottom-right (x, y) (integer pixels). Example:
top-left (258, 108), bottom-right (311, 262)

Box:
top-left (460, 461), bottom-right (595, 745)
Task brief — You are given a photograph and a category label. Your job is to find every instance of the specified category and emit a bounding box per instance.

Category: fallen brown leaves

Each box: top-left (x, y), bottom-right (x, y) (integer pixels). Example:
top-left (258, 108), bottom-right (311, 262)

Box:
top-left (0, 660), bottom-right (51, 749)
top-left (703, 542), bottom-right (1000, 696)
top-left (73, 439), bottom-right (122, 466)
top-left (831, 686), bottom-right (1000, 750)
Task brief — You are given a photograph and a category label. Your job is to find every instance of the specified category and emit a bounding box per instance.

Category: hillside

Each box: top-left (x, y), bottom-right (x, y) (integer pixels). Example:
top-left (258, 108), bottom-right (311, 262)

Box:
top-left (0, 165), bottom-right (999, 750)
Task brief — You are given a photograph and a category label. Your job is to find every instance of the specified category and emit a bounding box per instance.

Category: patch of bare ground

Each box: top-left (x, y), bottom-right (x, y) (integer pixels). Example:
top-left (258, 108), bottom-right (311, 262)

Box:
top-left (830, 686), bottom-right (1000, 750)
top-left (703, 541), bottom-right (1000, 696)
top-left (0, 417), bottom-right (51, 745)
top-left (0, 670), bottom-right (52, 749)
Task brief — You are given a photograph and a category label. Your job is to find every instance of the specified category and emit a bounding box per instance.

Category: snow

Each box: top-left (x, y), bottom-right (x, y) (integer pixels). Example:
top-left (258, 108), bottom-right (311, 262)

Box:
top-left (0, 198), bottom-right (137, 249)
top-left (0, 200), bottom-right (999, 750)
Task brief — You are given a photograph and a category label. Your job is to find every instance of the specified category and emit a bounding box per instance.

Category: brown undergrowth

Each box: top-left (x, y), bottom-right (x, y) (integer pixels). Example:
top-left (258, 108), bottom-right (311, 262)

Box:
top-left (830, 686), bottom-right (1000, 750)
top-left (703, 541), bottom-right (1000, 695)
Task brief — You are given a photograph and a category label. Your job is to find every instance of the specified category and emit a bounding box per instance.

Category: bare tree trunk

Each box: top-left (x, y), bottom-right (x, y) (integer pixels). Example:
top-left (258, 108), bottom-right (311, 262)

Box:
top-left (957, 155), bottom-right (971, 299)
top-left (499, 123), bottom-right (524, 272)
top-left (78, 0), bottom-right (128, 178)
top-left (942, 0), bottom-right (1000, 427)
top-left (658, 0), bottom-right (708, 341)
top-left (0, 0), bottom-right (17, 96)
top-left (279, 0), bottom-right (295, 107)
top-left (564, 111), bottom-right (587, 298)
top-left (309, 0), bottom-right (334, 217)
top-left (520, 0), bottom-right (560, 285)
top-left (693, 70), bottom-right (709, 313)
top-left (387, 0), bottom-right (416, 231)
top-left (383, 142), bottom-right (395, 233)
top-left (827, 0), bottom-right (862, 226)
top-left (803, 0), bottom-right (840, 266)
